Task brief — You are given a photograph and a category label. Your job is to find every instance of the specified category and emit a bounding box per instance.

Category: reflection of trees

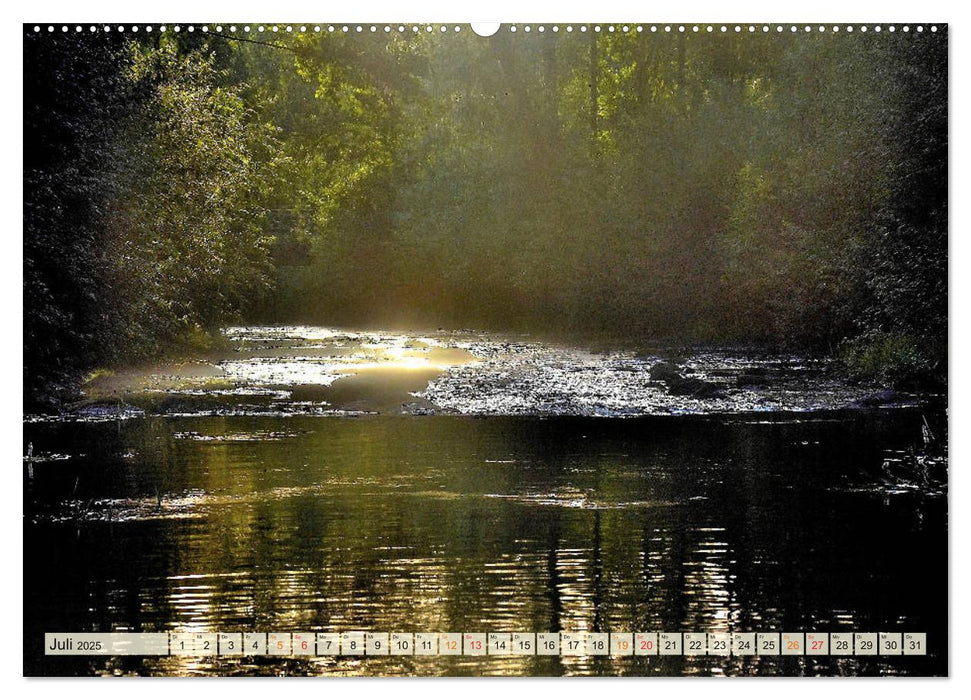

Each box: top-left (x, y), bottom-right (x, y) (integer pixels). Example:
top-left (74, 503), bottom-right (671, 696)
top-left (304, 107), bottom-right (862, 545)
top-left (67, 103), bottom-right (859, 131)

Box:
top-left (28, 411), bottom-right (948, 676)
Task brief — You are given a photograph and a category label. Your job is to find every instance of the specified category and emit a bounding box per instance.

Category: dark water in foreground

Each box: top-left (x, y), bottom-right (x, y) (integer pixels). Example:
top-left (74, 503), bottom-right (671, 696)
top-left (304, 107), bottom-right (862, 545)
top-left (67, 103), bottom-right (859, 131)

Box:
top-left (24, 410), bottom-right (946, 676)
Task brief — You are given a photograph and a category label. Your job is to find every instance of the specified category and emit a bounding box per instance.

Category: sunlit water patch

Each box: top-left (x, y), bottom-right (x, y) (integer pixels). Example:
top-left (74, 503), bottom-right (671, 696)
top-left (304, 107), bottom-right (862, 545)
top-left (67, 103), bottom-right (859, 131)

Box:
top-left (29, 326), bottom-right (929, 421)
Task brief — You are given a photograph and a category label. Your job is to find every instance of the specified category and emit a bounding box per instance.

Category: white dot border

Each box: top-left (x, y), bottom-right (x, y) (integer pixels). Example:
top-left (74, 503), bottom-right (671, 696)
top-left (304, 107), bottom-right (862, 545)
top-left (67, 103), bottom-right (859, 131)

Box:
top-left (28, 23), bottom-right (944, 35)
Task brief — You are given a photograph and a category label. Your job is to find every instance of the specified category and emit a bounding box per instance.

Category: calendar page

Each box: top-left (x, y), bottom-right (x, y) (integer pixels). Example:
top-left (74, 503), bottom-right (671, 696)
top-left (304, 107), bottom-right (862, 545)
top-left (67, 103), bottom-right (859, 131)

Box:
top-left (22, 8), bottom-right (949, 679)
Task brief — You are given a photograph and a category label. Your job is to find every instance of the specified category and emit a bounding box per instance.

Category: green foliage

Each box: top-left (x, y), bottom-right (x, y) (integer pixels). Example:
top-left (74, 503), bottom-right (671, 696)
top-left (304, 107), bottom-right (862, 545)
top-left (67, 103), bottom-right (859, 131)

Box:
top-left (24, 32), bottom-right (137, 408)
top-left (24, 27), bottom-right (948, 407)
top-left (103, 40), bottom-right (276, 357)
top-left (839, 332), bottom-right (937, 388)
top-left (24, 32), bottom-right (280, 407)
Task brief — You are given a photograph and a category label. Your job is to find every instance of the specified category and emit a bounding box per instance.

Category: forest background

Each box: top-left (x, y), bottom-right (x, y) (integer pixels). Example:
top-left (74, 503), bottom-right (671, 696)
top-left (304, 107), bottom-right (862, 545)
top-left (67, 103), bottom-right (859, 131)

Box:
top-left (23, 25), bottom-right (947, 408)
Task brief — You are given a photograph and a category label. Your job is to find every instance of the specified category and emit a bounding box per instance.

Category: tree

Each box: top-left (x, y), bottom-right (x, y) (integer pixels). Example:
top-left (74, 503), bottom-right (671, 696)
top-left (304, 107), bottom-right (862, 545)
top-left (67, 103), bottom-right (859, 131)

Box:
top-left (102, 38), bottom-right (277, 357)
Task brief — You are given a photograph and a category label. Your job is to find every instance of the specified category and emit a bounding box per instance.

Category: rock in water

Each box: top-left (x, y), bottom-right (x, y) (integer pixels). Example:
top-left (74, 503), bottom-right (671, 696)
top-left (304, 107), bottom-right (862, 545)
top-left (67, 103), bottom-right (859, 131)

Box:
top-left (650, 362), bottom-right (724, 399)
top-left (649, 362), bottom-right (682, 383)
top-left (851, 390), bottom-right (908, 408)
top-left (667, 375), bottom-right (725, 399)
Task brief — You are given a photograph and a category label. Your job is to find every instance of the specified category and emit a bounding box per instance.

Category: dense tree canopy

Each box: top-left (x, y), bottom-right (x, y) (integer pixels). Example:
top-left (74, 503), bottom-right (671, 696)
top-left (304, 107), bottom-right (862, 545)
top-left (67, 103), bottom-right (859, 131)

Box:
top-left (23, 26), bottom-right (947, 407)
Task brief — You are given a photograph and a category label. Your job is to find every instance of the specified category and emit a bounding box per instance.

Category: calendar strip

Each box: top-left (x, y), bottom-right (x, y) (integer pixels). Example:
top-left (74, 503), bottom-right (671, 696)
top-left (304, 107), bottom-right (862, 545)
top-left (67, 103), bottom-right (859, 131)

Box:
top-left (45, 632), bottom-right (926, 657)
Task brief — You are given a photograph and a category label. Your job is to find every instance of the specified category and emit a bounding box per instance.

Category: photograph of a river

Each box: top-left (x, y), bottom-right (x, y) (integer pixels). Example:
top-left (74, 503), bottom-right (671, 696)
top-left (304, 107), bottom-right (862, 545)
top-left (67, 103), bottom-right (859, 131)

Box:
top-left (23, 326), bottom-right (947, 676)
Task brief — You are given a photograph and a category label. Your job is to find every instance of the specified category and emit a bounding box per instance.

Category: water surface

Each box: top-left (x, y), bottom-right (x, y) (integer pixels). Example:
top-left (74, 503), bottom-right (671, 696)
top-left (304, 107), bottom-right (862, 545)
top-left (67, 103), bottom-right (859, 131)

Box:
top-left (23, 328), bottom-right (947, 676)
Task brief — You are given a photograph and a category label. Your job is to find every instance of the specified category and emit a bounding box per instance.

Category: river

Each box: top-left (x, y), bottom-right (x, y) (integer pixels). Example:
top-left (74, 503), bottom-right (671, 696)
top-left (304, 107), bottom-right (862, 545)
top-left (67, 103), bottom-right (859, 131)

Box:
top-left (23, 326), bottom-right (948, 676)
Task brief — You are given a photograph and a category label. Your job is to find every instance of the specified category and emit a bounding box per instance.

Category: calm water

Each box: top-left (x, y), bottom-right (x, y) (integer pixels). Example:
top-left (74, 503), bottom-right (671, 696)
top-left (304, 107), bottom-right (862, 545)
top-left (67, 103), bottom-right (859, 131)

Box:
top-left (24, 410), bottom-right (946, 676)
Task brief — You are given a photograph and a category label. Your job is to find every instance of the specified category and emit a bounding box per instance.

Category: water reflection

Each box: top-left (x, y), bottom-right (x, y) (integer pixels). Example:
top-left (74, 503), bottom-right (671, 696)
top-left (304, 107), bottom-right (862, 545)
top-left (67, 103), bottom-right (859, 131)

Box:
top-left (24, 413), bottom-right (946, 676)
